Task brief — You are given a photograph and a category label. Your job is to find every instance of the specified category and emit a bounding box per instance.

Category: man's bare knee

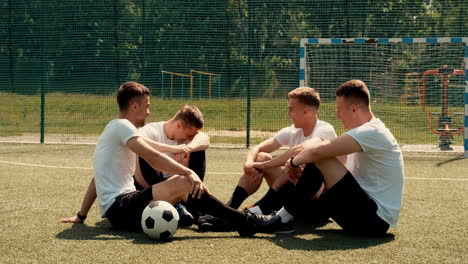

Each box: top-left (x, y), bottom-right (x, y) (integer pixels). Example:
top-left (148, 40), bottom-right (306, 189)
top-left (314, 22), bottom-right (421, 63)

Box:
top-left (255, 152), bottom-right (272, 162)
top-left (172, 175), bottom-right (192, 195)
top-left (152, 175), bottom-right (191, 203)
top-left (238, 173), bottom-right (262, 195)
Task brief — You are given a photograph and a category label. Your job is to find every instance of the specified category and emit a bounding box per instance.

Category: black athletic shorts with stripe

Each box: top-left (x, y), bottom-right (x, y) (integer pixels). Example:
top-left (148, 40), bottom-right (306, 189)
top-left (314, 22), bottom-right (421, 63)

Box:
top-left (285, 164), bottom-right (390, 236)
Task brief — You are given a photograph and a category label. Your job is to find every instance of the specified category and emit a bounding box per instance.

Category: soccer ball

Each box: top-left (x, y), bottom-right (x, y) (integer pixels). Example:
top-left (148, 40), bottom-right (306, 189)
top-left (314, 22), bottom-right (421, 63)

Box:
top-left (141, 201), bottom-right (179, 240)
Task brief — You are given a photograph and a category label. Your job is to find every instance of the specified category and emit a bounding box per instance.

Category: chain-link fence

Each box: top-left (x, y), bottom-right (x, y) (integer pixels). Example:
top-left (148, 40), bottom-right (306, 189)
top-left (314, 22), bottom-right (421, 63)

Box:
top-left (0, 0), bottom-right (467, 151)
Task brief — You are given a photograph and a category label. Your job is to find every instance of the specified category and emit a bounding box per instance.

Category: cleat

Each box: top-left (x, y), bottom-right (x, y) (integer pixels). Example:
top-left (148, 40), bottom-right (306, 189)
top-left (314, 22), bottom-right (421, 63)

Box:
top-left (174, 203), bottom-right (194, 227)
top-left (244, 205), bottom-right (263, 215)
top-left (245, 204), bottom-right (255, 209)
top-left (197, 214), bottom-right (235, 232)
top-left (271, 220), bottom-right (295, 234)
top-left (238, 211), bottom-right (293, 237)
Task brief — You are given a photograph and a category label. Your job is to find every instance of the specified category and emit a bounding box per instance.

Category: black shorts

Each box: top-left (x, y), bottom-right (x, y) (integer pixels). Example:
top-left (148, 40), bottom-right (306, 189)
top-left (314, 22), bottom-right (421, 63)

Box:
top-left (134, 150), bottom-right (207, 190)
top-left (320, 172), bottom-right (390, 236)
top-left (295, 197), bottom-right (330, 224)
top-left (105, 187), bottom-right (153, 231)
top-left (135, 157), bottom-right (166, 190)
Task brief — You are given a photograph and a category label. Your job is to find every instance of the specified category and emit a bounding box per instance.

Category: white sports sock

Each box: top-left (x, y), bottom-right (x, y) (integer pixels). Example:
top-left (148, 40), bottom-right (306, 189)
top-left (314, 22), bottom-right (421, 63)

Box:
top-left (276, 207), bottom-right (294, 223)
top-left (247, 205), bottom-right (263, 215)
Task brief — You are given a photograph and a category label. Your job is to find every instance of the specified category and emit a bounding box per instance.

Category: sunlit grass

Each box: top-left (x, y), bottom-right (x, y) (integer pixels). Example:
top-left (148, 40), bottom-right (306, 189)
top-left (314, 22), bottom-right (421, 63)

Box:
top-left (0, 144), bottom-right (466, 263)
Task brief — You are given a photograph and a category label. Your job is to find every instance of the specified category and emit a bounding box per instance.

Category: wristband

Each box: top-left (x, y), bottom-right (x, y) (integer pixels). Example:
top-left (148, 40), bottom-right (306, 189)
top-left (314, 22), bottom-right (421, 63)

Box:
top-left (290, 157), bottom-right (300, 168)
top-left (77, 211), bottom-right (87, 221)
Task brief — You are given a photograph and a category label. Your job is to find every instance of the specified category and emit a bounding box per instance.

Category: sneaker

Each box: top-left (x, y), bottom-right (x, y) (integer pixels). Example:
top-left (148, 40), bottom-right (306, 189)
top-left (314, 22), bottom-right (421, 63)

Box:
top-left (270, 211), bottom-right (295, 234)
top-left (197, 214), bottom-right (235, 232)
top-left (271, 219), bottom-right (295, 234)
top-left (174, 203), bottom-right (194, 227)
top-left (238, 211), bottom-right (294, 237)
top-left (244, 205), bottom-right (263, 215)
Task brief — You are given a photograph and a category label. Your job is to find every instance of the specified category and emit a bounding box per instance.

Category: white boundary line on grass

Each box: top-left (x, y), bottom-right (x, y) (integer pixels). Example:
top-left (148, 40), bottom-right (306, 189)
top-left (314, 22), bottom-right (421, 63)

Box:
top-left (1, 159), bottom-right (467, 181)
top-left (0, 160), bottom-right (93, 170)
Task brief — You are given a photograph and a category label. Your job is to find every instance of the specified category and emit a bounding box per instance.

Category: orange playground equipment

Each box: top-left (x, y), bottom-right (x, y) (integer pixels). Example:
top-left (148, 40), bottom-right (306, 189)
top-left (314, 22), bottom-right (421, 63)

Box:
top-left (421, 65), bottom-right (465, 150)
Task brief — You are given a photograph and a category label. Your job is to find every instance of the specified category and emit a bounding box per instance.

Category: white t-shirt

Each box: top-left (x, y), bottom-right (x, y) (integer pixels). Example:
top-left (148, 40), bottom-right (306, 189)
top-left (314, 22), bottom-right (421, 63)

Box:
top-left (274, 120), bottom-right (337, 147)
top-left (94, 119), bottom-right (141, 217)
top-left (139, 121), bottom-right (177, 147)
top-left (345, 117), bottom-right (404, 227)
top-left (138, 121), bottom-right (176, 178)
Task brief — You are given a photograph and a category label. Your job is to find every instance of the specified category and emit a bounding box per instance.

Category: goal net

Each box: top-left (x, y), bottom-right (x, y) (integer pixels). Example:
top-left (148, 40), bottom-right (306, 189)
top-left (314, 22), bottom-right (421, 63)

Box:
top-left (300, 37), bottom-right (467, 156)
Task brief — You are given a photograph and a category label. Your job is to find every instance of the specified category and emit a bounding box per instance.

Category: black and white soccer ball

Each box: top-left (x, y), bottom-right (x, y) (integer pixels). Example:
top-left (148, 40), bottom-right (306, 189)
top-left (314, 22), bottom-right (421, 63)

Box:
top-left (141, 200), bottom-right (179, 240)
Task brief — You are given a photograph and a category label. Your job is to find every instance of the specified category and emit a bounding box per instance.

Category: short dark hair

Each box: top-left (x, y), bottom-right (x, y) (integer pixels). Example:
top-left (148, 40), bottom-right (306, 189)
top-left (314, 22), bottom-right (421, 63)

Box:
top-left (288, 87), bottom-right (321, 109)
top-left (335, 80), bottom-right (370, 106)
top-left (173, 105), bottom-right (204, 129)
top-left (116, 82), bottom-right (150, 111)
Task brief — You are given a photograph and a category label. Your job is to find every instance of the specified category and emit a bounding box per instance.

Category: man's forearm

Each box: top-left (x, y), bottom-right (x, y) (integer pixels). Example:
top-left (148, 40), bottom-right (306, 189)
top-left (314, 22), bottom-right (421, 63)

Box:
top-left (263, 144), bottom-right (304, 169)
top-left (293, 139), bottom-right (330, 166)
top-left (245, 146), bottom-right (261, 164)
top-left (187, 132), bottom-right (210, 152)
top-left (143, 137), bottom-right (175, 153)
top-left (128, 137), bottom-right (193, 177)
top-left (147, 150), bottom-right (192, 176)
top-left (79, 178), bottom-right (97, 217)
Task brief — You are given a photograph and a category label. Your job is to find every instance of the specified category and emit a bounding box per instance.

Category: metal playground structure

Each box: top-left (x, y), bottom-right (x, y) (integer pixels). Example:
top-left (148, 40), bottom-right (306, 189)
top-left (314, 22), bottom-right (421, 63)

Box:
top-left (160, 70), bottom-right (221, 99)
top-left (422, 66), bottom-right (465, 150)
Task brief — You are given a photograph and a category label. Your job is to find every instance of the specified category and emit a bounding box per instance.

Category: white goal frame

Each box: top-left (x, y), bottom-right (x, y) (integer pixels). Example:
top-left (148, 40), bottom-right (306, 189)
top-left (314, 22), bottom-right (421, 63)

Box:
top-left (300, 37), bottom-right (468, 157)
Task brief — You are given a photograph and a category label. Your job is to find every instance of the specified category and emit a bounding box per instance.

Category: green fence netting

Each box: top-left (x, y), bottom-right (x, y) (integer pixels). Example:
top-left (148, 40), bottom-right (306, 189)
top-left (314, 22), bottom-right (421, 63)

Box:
top-left (0, 0), bottom-right (467, 150)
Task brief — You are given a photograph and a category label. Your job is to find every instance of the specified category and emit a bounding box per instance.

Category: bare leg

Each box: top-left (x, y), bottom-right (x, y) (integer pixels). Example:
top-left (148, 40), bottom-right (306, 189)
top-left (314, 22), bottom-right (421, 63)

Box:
top-left (237, 152), bottom-right (274, 195)
top-left (151, 175), bottom-right (192, 205)
top-left (244, 157), bottom-right (295, 214)
top-left (314, 157), bottom-right (348, 190)
top-left (264, 166), bottom-right (289, 191)
top-left (227, 152), bottom-right (284, 208)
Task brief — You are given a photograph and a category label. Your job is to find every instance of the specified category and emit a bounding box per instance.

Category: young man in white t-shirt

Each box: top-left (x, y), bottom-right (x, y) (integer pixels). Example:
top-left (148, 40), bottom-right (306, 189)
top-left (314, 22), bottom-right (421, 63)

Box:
top-left (198, 87), bottom-right (337, 232)
top-left (224, 87), bottom-right (337, 215)
top-left (60, 81), bottom-right (280, 235)
top-left (59, 106), bottom-right (209, 226)
top-left (135, 106), bottom-right (210, 225)
top-left (248, 80), bottom-right (404, 236)
top-left (135, 106), bottom-right (210, 189)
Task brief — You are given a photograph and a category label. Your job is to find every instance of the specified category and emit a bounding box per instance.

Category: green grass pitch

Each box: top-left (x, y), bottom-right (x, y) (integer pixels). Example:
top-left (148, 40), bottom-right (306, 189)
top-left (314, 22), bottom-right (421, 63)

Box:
top-left (0, 143), bottom-right (467, 263)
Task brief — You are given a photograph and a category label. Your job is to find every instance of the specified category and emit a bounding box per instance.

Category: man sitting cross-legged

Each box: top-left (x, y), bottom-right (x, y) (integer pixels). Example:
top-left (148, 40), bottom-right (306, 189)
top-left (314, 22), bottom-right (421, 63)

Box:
top-left (198, 87), bottom-right (338, 231)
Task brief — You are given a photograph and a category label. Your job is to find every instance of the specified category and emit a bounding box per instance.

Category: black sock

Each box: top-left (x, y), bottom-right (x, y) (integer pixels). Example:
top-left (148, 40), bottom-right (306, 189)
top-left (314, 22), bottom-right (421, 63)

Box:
top-left (187, 192), bottom-right (246, 227)
top-left (256, 181), bottom-right (295, 214)
top-left (254, 188), bottom-right (278, 213)
top-left (188, 151), bottom-right (206, 182)
top-left (228, 186), bottom-right (249, 209)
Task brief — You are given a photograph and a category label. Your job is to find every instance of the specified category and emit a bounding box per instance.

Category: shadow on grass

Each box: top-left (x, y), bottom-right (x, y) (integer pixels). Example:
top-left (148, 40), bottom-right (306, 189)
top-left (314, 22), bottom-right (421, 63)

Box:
top-left (268, 221), bottom-right (395, 251)
top-left (57, 219), bottom-right (394, 248)
top-left (56, 220), bottom-right (143, 241)
top-left (56, 220), bottom-right (235, 244)
top-left (436, 154), bottom-right (465, 167)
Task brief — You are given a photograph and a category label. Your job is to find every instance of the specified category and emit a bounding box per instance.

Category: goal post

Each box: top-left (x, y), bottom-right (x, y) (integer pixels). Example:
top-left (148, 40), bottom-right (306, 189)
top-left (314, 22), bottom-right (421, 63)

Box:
top-left (300, 37), bottom-right (467, 157)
